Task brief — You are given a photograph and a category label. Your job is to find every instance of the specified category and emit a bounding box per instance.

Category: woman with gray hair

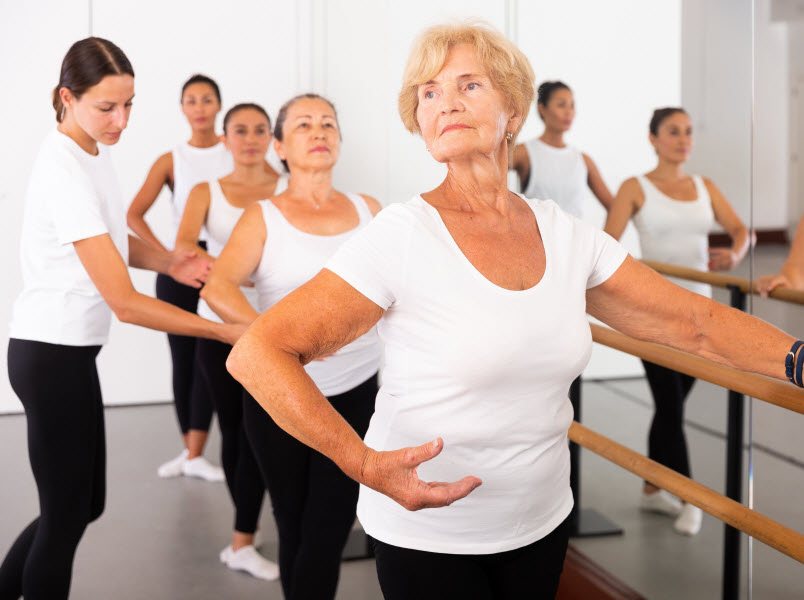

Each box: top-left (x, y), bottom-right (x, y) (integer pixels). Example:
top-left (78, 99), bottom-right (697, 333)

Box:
top-left (226, 21), bottom-right (804, 599)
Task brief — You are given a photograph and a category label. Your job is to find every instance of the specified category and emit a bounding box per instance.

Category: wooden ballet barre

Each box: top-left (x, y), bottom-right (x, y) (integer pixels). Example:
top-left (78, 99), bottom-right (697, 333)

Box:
top-left (567, 421), bottom-right (804, 564)
top-left (590, 324), bottom-right (804, 415)
top-left (641, 259), bottom-right (804, 307)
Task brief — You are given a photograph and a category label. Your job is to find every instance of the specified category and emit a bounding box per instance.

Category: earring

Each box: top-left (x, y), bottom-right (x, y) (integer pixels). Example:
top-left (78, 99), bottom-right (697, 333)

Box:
top-left (505, 132), bottom-right (513, 142)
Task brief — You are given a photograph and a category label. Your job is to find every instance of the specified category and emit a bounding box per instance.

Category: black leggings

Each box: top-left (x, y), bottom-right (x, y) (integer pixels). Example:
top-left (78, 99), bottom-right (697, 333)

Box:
top-left (642, 360), bottom-right (696, 478)
top-left (244, 374), bottom-right (377, 600)
top-left (155, 271), bottom-right (212, 434)
top-left (373, 516), bottom-right (570, 600)
top-left (195, 339), bottom-right (265, 533)
top-left (0, 339), bottom-right (106, 600)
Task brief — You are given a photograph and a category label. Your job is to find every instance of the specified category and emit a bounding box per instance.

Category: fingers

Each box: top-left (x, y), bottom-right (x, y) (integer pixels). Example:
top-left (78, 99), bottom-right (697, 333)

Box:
top-left (406, 476), bottom-right (483, 511)
top-left (403, 438), bottom-right (444, 468)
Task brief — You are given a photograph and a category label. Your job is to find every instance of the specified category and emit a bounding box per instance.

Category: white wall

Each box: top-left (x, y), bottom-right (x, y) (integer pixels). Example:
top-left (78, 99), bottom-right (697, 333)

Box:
top-left (1, 0), bottom-right (689, 412)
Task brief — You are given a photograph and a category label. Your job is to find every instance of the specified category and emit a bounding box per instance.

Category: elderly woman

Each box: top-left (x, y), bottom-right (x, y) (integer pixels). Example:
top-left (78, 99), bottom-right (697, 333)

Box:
top-left (227, 22), bottom-right (804, 600)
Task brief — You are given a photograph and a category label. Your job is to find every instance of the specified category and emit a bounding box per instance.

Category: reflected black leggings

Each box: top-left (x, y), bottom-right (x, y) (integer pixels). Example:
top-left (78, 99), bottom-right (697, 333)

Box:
top-left (244, 374), bottom-right (377, 600)
top-left (0, 339), bottom-right (106, 600)
top-left (155, 272), bottom-right (212, 434)
top-left (373, 515), bottom-right (570, 600)
top-left (642, 360), bottom-right (696, 478)
top-left (195, 339), bottom-right (265, 533)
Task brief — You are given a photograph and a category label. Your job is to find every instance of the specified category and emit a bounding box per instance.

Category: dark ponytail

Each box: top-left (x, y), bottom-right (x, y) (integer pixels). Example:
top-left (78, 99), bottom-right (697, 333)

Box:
top-left (649, 107), bottom-right (687, 136)
top-left (53, 37), bottom-right (134, 122)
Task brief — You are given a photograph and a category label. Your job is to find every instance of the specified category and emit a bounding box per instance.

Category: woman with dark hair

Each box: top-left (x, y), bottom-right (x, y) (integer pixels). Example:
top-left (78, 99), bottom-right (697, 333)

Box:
top-left (604, 107), bottom-right (750, 536)
top-left (511, 81), bottom-right (613, 217)
top-left (0, 38), bottom-right (243, 600)
top-left (201, 93), bottom-right (382, 599)
top-left (175, 102), bottom-right (286, 580)
top-left (127, 73), bottom-right (234, 482)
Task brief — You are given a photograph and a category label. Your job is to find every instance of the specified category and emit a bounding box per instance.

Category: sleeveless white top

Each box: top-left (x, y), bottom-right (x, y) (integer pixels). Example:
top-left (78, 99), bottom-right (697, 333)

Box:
top-left (196, 176), bottom-right (288, 323)
top-left (522, 138), bottom-right (588, 218)
top-left (254, 193), bottom-right (381, 396)
top-left (632, 175), bottom-right (714, 297)
top-left (170, 142), bottom-right (233, 246)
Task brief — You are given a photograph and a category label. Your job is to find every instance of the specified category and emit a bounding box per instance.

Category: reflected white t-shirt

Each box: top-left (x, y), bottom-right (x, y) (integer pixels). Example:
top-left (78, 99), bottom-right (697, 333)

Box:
top-left (10, 128), bottom-right (128, 346)
top-left (325, 195), bottom-right (627, 554)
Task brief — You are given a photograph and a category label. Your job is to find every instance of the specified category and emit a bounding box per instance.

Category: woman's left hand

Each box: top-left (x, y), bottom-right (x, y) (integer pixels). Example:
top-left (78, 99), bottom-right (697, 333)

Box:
top-left (708, 247), bottom-right (738, 271)
top-left (168, 249), bottom-right (213, 288)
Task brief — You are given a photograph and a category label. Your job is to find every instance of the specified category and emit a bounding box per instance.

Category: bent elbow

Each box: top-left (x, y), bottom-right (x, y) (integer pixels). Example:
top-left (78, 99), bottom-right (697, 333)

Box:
top-left (226, 340), bottom-right (247, 382)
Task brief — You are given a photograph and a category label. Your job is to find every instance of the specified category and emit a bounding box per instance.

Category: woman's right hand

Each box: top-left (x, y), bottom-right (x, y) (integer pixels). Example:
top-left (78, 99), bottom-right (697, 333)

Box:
top-left (755, 273), bottom-right (791, 297)
top-left (360, 438), bottom-right (482, 511)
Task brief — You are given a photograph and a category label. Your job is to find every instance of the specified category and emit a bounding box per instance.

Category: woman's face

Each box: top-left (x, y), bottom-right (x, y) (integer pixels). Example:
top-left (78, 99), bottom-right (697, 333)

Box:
top-left (62, 74), bottom-right (134, 146)
top-left (539, 88), bottom-right (574, 132)
top-left (415, 44), bottom-right (516, 164)
top-left (181, 82), bottom-right (221, 132)
top-left (275, 97), bottom-right (340, 172)
top-left (650, 111), bottom-right (693, 163)
top-left (222, 109), bottom-right (272, 166)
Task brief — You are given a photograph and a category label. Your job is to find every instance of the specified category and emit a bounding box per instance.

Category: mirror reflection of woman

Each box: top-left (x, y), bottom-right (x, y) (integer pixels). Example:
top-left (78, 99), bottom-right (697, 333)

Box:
top-left (1, 38), bottom-right (243, 600)
top-left (127, 74), bottom-right (235, 481)
top-left (604, 107), bottom-right (750, 536)
top-left (174, 102), bottom-right (286, 580)
top-left (511, 81), bottom-right (613, 218)
top-left (756, 214), bottom-right (804, 294)
top-left (201, 94), bottom-right (382, 599)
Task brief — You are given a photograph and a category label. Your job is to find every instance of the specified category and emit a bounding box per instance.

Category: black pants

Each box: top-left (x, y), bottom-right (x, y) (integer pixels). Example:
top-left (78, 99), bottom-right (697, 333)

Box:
top-left (642, 360), bottom-right (696, 478)
top-left (155, 271), bottom-right (213, 434)
top-left (195, 339), bottom-right (265, 533)
top-left (243, 374), bottom-right (377, 600)
top-left (373, 516), bottom-right (570, 600)
top-left (0, 339), bottom-right (106, 600)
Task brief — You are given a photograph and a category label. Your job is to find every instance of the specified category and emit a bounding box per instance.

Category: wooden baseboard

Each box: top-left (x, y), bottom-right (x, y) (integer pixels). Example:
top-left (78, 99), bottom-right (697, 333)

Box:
top-left (709, 229), bottom-right (788, 247)
top-left (556, 544), bottom-right (646, 600)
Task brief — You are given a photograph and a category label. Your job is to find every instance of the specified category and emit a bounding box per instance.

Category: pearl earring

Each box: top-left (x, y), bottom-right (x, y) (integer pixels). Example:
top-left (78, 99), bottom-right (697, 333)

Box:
top-left (505, 132), bottom-right (513, 142)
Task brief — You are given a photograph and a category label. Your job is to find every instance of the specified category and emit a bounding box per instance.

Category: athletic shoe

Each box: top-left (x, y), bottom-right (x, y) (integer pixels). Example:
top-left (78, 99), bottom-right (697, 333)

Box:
top-left (157, 449), bottom-right (188, 478)
top-left (221, 544), bottom-right (279, 581)
top-left (674, 503), bottom-right (703, 536)
top-left (640, 489), bottom-right (683, 516)
top-left (182, 456), bottom-right (225, 482)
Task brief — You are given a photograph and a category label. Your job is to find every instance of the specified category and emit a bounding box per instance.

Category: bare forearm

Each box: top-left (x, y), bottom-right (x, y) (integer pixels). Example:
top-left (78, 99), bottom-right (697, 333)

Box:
top-left (129, 235), bottom-right (171, 274)
top-left (127, 215), bottom-right (168, 253)
top-left (729, 226), bottom-right (750, 263)
top-left (114, 290), bottom-right (224, 341)
top-left (175, 240), bottom-right (215, 263)
top-left (201, 280), bottom-right (260, 325)
top-left (228, 339), bottom-right (369, 482)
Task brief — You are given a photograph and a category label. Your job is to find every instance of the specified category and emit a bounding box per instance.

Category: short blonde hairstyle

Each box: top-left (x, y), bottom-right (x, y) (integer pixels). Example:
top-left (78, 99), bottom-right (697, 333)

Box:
top-left (398, 20), bottom-right (535, 142)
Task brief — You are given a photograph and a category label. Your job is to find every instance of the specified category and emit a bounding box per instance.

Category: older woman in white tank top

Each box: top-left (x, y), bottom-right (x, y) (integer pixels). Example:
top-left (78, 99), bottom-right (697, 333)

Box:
top-left (174, 103), bottom-right (287, 580)
top-left (201, 94), bottom-right (382, 600)
top-left (511, 81), bottom-right (613, 218)
top-left (605, 107), bottom-right (750, 536)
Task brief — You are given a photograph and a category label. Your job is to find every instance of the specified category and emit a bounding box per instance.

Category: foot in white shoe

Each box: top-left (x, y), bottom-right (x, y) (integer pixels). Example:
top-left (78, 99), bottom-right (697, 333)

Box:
top-left (220, 544), bottom-right (233, 564)
top-left (182, 456), bottom-right (225, 482)
top-left (640, 489), bottom-right (683, 516)
top-left (157, 449), bottom-right (188, 478)
top-left (224, 545), bottom-right (279, 581)
top-left (674, 503), bottom-right (703, 536)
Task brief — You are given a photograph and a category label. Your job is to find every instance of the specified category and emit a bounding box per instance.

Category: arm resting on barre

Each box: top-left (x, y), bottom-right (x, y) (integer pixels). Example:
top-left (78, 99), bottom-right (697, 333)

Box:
top-left (586, 255), bottom-right (798, 381)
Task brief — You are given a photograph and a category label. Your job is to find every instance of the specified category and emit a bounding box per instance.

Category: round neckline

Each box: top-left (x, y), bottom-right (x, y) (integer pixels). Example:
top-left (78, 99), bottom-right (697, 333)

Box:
top-left (641, 174), bottom-right (700, 203)
top-left (184, 141), bottom-right (225, 152)
top-left (215, 177), bottom-right (284, 211)
top-left (418, 195), bottom-right (549, 295)
top-left (536, 138), bottom-right (571, 152)
top-left (267, 194), bottom-right (364, 238)
top-left (55, 127), bottom-right (101, 158)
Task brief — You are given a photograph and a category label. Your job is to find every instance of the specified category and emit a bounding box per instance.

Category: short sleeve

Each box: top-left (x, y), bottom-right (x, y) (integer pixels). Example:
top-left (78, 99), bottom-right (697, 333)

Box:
top-left (45, 155), bottom-right (109, 245)
top-left (584, 226), bottom-right (629, 289)
top-left (325, 203), bottom-right (412, 309)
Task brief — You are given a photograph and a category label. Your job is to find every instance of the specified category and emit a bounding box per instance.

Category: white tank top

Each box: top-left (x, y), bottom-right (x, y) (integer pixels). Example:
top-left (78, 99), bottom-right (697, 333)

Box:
top-left (254, 193), bottom-right (381, 396)
top-left (632, 175), bottom-right (714, 298)
top-left (170, 142), bottom-right (233, 246)
top-left (522, 138), bottom-right (588, 218)
top-left (196, 176), bottom-right (288, 322)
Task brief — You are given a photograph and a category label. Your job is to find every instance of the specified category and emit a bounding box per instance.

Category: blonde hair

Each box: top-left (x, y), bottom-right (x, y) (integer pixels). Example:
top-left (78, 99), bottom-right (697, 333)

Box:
top-left (398, 20), bottom-right (535, 142)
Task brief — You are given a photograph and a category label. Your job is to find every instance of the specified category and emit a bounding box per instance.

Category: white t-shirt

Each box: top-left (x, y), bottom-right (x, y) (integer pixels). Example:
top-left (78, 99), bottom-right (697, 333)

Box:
top-left (254, 193), bottom-right (381, 396)
top-left (10, 128), bottom-right (129, 346)
top-left (326, 195), bottom-right (627, 554)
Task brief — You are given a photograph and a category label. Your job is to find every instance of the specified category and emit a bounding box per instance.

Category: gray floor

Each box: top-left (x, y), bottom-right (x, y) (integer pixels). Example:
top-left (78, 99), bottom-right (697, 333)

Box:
top-left (0, 246), bottom-right (801, 599)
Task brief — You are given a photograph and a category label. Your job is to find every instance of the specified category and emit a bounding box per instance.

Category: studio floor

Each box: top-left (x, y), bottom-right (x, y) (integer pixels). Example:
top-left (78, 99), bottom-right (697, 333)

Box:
top-left (0, 246), bottom-right (801, 599)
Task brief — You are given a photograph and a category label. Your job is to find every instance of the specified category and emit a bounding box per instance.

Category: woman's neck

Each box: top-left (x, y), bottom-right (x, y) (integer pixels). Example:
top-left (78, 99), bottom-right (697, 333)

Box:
top-left (649, 158), bottom-right (686, 181)
top-left (286, 167), bottom-right (334, 205)
top-left (437, 149), bottom-right (511, 215)
top-left (226, 162), bottom-right (274, 186)
top-left (187, 129), bottom-right (220, 148)
top-left (539, 128), bottom-right (566, 148)
top-left (57, 118), bottom-right (98, 155)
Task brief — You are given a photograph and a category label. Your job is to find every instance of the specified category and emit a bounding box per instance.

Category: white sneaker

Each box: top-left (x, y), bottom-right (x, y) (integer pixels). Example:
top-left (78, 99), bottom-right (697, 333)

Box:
top-left (157, 449), bottom-right (188, 478)
top-left (182, 456), bottom-right (225, 482)
top-left (640, 489), bottom-right (683, 517)
top-left (221, 544), bottom-right (279, 581)
top-left (674, 503), bottom-right (703, 536)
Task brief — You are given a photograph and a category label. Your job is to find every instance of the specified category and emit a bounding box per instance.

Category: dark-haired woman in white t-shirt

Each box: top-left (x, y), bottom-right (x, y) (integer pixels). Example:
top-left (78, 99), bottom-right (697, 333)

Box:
top-left (0, 38), bottom-right (242, 600)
